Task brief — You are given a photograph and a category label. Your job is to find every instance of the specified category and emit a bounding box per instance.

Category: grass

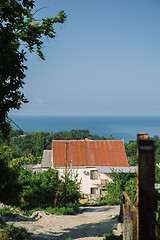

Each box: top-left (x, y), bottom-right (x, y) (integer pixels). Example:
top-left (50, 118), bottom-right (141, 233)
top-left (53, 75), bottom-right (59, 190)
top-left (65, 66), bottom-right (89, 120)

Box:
top-left (103, 232), bottom-right (122, 240)
top-left (0, 207), bottom-right (17, 218)
top-left (79, 197), bottom-right (120, 207)
top-left (0, 224), bottom-right (28, 240)
top-left (23, 204), bottom-right (80, 216)
top-left (0, 203), bottom-right (80, 218)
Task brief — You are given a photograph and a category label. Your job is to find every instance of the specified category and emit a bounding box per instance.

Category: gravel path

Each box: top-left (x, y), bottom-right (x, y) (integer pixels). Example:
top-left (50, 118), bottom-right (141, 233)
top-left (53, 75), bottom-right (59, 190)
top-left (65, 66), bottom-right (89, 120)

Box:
top-left (5, 206), bottom-right (120, 240)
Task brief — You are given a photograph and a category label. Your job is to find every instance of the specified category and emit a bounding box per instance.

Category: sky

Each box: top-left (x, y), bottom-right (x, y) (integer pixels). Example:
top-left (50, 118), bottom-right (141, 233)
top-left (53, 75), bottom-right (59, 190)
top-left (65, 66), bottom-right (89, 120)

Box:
top-left (10, 0), bottom-right (160, 116)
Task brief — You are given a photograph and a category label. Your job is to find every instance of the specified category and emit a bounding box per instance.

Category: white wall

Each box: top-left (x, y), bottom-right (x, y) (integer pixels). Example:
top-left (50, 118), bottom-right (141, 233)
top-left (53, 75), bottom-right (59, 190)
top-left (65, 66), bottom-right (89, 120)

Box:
top-left (56, 167), bottom-right (113, 195)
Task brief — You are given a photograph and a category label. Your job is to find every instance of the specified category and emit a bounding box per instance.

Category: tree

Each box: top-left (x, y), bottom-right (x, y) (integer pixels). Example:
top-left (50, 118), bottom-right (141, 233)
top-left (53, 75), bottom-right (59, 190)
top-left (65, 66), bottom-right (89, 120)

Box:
top-left (0, 143), bottom-right (20, 205)
top-left (125, 140), bottom-right (137, 166)
top-left (103, 171), bottom-right (136, 206)
top-left (0, 0), bottom-right (66, 136)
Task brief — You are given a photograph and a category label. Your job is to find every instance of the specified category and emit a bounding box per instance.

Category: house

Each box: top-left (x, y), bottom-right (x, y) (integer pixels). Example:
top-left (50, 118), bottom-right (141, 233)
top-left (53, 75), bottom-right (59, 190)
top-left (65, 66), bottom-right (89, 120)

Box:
top-left (41, 150), bottom-right (53, 170)
top-left (41, 139), bottom-right (136, 197)
top-left (23, 164), bottom-right (42, 173)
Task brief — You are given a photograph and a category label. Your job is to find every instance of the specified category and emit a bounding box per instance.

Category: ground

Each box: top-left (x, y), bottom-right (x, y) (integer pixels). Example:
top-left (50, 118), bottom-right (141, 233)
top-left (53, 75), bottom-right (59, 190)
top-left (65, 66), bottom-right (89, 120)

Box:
top-left (4, 206), bottom-right (120, 240)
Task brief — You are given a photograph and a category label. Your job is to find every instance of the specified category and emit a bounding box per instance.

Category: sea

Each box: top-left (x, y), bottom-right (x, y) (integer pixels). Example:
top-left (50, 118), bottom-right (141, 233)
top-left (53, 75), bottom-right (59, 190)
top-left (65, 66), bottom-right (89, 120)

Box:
top-left (9, 116), bottom-right (160, 143)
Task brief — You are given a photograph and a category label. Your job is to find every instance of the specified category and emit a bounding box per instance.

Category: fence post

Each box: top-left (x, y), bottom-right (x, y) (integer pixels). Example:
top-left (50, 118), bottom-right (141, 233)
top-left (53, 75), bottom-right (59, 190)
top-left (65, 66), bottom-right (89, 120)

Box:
top-left (137, 133), bottom-right (156, 240)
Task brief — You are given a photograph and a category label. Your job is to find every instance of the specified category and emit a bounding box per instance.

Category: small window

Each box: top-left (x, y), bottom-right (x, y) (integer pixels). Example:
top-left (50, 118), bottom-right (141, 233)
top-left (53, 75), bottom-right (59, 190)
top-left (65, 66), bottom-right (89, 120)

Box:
top-left (90, 170), bottom-right (98, 180)
top-left (91, 188), bottom-right (98, 194)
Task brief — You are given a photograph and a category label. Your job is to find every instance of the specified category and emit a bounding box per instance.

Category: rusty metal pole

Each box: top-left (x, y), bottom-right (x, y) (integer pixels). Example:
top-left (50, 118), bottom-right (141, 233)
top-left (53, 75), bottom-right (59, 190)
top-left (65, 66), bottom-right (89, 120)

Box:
top-left (137, 133), bottom-right (156, 240)
top-left (65, 142), bottom-right (68, 208)
top-left (65, 142), bottom-right (68, 176)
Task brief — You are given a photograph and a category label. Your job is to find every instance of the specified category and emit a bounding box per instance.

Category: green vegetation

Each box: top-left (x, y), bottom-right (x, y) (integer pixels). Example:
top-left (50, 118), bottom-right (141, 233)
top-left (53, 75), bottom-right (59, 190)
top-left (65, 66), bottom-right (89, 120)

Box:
top-left (1, 129), bottom-right (160, 239)
top-left (0, 225), bottom-right (28, 240)
top-left (101, 171), bottom-right (136, 206)
top-left (0, 165), bottom-right (80, 211)
top-left (1, 129), bottom-right (159, 209)
top-left (0, 204), bottom-right (80, 217)
top-left (0, 129), bottom-right (114, 213)
top-left (0, 207), bottom-right (17, 218)
top-left (3, 129), bottom-right (114, 162)
top-left (0, 129), bottom-right (81, 215)
top-left (18, 169), bottom-right (80, 210)
top-left (156, 204), bottom-right (160, 239)
top-left (125, 136), bottom-right (160, 183)
top-left (103, 232), bottom-right (122, 240)
top-left (124, 140), bottom-right (137, 166)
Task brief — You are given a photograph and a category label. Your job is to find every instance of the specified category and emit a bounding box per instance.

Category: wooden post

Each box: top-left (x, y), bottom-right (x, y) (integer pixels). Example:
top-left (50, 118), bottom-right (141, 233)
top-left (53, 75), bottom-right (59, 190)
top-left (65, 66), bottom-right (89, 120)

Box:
top-left (137, 133), bottom-right (156, 240)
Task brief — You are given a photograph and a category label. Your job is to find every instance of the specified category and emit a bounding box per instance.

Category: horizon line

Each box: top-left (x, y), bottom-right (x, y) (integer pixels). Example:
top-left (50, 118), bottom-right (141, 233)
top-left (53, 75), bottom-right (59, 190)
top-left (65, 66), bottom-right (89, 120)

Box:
top-left (8, 115), bottom-right (160, 117)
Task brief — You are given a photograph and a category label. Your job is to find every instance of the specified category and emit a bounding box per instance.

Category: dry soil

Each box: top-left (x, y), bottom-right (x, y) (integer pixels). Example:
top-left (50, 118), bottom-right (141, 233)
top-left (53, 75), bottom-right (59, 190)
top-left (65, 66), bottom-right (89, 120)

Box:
top-left (5, 206), bottom-right (120, 240)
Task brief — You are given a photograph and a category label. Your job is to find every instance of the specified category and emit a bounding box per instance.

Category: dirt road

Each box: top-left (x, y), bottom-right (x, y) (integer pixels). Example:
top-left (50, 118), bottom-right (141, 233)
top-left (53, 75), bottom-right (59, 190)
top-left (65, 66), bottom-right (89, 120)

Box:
top-left (6, 206), bottom-right (120, 240)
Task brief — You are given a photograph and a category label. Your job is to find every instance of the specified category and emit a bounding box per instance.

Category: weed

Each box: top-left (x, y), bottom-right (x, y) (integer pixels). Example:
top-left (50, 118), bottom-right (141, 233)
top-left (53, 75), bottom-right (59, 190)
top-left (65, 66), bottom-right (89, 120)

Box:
top-left (0, 207), bottom-right (16, 218)
top-left (22, 204), bottom-right (80, 216)
top-left (103, 232), bottom-right (122, 240)
top-left (0, 224), bottom-right (28, 240)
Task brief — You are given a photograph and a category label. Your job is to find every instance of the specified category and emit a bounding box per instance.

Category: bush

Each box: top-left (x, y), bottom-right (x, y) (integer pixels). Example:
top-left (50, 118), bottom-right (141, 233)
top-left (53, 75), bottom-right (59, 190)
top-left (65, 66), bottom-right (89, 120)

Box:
top-left (99, 196), bottom-right (120, 206)
top-left (156, 203), bottom-right (160, 239)
top-left (103, 171), bottom-right (136, 206)
top-left (103, 232), bottom-right (122, 240)
top-left (0, 224), bottom-right (28, 240)
top-left (20, 204), bottom-right (80, 216)
top-left (18, 168), bottom-right (80, 210)
top-left (0, 207), bottom-right (16, 218)
top-left (55, 204), bottom-right (80, 215)
top-left (18, 168), bottom-right (61, 210)
top-left (0, 138), bottom-right (81, 212)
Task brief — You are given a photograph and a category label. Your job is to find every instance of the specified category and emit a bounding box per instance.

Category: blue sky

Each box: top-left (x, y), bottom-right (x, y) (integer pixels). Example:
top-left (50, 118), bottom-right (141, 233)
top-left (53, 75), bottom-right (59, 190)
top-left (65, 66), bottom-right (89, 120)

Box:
top-left (10, 0), bottom-right (160, 116)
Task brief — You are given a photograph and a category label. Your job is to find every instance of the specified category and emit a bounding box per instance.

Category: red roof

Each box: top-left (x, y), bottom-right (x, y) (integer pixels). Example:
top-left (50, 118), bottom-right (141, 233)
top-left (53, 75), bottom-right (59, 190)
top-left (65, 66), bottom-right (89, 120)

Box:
top-left (52, 139), bottom-right (129, 167)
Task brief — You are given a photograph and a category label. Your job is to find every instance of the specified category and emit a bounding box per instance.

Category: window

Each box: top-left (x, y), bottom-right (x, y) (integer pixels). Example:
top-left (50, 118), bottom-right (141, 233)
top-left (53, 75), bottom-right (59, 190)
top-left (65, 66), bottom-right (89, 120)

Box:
top-left (91, 188), bottom-right (98, 194)
top-left (90, 170), bottom-right (98, 180)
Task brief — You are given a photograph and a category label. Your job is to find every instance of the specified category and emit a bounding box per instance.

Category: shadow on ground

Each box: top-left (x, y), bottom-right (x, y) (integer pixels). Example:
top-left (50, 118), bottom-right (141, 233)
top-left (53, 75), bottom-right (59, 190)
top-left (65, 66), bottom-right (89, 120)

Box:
top-left (80, 206), bottom-right (117, 213)
top-left (28, 218), bottom-right (118, 240)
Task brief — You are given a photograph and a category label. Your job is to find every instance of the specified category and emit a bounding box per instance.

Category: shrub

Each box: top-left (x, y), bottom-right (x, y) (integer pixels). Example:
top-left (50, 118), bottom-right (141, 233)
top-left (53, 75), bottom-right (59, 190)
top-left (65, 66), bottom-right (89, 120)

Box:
top-left (99, 196), bottom-right (120, 206)
top-left (55, 204), bottom-right (80, 215)
top-left (18, 168), bottom-right (81, 210)
top-left (103, 171), bottom-right (136, 206)
top-left (156, 203), bottom-right (160, 239)
top-left (0, 224), bottom-right (28, 240)
top-left (0, 207), bottom-right (16, 218)
top-left (103, 232), bottom-right (122, 240)
top-left (21, 204), bottom-right (80, 216)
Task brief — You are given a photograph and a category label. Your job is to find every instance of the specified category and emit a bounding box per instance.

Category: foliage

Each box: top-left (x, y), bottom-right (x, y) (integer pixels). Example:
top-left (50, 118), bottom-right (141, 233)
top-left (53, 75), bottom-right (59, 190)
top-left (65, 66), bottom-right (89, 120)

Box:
top-left (7, 129), bottom-right (115, 160)
top-left (125, 136), bottom-right (160, 184)
top-left (0, 131), bottom-right (81, 211)
top-left (23, 203), bottom-right (80, 216)
top-left (155, 165), bottom-right (160, 183)
top-left (124, 140), bottom-right (137, 166)
top-left (0, 0), bottom-right (66, 136)
top-left (18, 168), bottom-right (80, 210)
top-left (0, 144), bottom-right (19, 205)
top-left (18, 168), bottom-right (58, 209)
top-left (102, 171), bottom-right (136, 206)
top-left (156, 203), bottom-right (160, 239)
top-left (103, 232), bottom-right (122, 240)
top-left (0, 224), bottom-right (28, 240)
top-left (10, 154), bottom-right (42, 172)
top-left (52, 203), bottom-right (80, 215)
top-left (0, 207), bottom-right (17, 218)
top-left (58, 172), bottom-right (81, 206)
